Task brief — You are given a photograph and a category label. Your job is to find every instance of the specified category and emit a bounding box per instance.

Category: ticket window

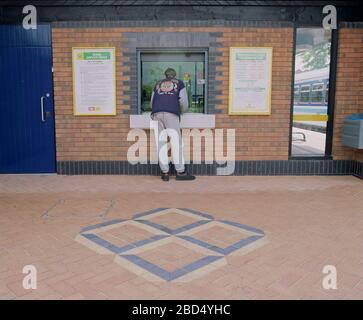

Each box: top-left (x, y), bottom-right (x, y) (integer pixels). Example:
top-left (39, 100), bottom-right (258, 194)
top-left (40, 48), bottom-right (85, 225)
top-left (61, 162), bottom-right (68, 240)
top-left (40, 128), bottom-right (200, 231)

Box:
top-left (139, 51), bottom-right (206, 113)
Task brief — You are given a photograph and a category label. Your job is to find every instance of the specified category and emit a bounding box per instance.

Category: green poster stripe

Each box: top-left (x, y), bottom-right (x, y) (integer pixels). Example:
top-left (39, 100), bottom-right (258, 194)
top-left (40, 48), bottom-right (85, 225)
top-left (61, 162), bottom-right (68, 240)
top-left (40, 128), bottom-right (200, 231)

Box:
top-left (83, 52), bottom-right (111, 60)
top-left (236, 52), bottom-right (266, 60)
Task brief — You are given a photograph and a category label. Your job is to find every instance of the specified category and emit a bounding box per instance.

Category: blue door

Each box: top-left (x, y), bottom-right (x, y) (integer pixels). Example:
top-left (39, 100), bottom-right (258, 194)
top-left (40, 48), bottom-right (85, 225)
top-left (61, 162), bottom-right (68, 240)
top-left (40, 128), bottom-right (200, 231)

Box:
top-left (0, 25), bottom-right (56, 173)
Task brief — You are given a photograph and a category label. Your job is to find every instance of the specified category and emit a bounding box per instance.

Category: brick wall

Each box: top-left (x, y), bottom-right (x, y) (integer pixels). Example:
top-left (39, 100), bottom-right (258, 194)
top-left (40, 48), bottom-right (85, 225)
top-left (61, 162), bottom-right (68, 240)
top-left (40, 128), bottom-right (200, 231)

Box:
top-left (53, 28), bottom-right (129, 161)
top-left (214, 28), bottom-right (293, 160)
top-left (52, 25), bottom-right (362, 164)
top-left (52, 26), bottom-right (293, 162)
top-left (333, 27), bottom-right (363, 162)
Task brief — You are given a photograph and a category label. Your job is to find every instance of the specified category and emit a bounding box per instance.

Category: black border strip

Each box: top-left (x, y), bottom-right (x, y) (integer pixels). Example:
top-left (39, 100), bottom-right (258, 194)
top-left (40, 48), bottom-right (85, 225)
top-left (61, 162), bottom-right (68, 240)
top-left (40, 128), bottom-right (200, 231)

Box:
top-left (51, 20), bottom-right (294, 28)
top-left (56, 160), bottom-right (362, 178)
top-left (325, 28), bottom-right (339, 157)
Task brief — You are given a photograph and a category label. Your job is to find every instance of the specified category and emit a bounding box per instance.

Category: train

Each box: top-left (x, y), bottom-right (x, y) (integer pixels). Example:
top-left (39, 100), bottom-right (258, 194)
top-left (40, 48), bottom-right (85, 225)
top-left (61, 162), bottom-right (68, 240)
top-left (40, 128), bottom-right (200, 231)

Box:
top-left (293, 66), bottom-right (329, 130)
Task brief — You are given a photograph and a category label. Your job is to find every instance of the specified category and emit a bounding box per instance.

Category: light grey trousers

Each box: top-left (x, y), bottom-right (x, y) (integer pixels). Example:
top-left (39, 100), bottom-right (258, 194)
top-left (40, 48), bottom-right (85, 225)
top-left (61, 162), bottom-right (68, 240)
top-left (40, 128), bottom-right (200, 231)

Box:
top-left (152, 112), bottom-right (185, 173)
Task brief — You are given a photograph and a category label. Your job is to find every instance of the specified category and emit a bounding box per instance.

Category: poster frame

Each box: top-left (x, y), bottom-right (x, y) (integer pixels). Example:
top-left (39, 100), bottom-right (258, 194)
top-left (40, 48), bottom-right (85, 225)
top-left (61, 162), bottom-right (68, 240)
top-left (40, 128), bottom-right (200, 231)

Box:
top-left (228, 46), bottom-right (273, 116)
top-left (72, 47), bottom-right (117, 116)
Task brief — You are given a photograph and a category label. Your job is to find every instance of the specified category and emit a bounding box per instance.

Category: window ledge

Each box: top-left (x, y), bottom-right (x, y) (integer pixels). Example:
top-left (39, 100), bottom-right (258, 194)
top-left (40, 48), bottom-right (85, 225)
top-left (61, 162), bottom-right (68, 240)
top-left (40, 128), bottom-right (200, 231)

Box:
top-left (130, 113), bottom-right (215, 129)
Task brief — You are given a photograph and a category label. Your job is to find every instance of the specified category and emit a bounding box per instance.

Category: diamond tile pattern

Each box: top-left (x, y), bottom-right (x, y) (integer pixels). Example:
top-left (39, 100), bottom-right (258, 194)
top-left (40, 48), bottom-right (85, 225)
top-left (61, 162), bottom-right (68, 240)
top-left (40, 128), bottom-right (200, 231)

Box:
top-left (77, 208), bottom-right (266, 281)
top-left (190, 225), bottom-right (249, 247)
top-left (148, 212), bottom-right (198, 229)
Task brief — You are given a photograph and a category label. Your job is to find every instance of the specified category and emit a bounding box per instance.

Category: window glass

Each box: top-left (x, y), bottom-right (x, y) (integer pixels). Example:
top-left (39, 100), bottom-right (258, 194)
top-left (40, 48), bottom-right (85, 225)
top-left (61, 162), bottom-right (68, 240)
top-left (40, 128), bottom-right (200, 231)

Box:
top-left (291, 28), bottom-right (332, 157)
top-left (140, 52), bottom-right (206, 113)
top-left (294, 86), bottom-right (300, 103)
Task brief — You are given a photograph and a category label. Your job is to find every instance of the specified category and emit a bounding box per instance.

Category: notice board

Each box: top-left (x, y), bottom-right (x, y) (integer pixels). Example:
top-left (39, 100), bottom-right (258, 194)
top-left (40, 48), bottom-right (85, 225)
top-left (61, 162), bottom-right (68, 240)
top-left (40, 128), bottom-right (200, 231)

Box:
top-left (229, 47), bottom-right (272, 115)
top-left (72, 47), bottom-right (116, 116)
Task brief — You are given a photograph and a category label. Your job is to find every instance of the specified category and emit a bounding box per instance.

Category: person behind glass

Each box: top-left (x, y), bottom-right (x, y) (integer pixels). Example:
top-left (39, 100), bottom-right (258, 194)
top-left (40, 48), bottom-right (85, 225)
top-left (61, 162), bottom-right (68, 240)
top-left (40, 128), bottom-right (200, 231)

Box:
top-left (150, 68), bottom-right (196, 181)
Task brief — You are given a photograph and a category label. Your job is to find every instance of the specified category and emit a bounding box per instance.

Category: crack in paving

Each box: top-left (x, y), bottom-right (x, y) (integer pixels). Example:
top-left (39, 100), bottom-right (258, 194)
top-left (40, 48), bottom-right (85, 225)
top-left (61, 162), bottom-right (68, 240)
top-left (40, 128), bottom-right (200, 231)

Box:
top-left (41, 199), bottom-right (65, 219)
top-left (41, 199), bottom-right (117, 220)
top-left (100, 199), bottom-right (117, 219)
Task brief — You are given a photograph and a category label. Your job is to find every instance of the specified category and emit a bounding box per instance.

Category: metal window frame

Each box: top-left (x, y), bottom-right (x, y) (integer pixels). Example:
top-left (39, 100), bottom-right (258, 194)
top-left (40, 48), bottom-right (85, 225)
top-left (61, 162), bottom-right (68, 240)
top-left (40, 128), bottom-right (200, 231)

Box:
top-left (289, 25), bottom-right (338, 160)
top-left (137, 47), bottom-right (209, 114)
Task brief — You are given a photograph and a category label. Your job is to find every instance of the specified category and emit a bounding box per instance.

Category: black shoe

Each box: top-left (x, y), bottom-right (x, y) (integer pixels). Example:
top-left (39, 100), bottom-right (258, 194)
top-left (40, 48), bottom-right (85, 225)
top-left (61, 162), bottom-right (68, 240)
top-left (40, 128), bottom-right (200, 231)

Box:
top-left (176, 171), bottom-right (196, 181)
top-left (161, 172), bottom-right (169, 182)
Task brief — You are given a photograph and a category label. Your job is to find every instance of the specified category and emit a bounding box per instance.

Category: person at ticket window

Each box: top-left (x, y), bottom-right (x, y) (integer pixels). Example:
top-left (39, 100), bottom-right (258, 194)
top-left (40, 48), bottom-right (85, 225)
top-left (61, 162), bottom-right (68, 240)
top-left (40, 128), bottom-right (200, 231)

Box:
top-left (150, 68), bottom-right (196, 182)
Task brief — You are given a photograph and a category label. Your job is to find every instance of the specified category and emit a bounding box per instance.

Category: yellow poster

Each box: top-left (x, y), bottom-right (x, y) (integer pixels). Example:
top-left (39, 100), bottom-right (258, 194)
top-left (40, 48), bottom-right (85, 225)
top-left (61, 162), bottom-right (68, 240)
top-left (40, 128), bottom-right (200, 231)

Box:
top-left (229, 47), bottom-right (272, 115)
top-left (72, 47), bottom-right (116, 116)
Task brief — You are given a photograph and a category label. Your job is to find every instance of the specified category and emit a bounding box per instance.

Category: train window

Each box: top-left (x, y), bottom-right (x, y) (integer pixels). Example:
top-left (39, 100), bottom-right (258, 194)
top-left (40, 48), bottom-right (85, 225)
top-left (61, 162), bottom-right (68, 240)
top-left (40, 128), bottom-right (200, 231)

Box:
top-left (300, 85), bottom-right (311, 103)
top-left (291, 28), bottom-right (332, 157)
top-left (294, 86), bottom-right (300, 104)
top-left (311, 83), bottom-right (324, 103)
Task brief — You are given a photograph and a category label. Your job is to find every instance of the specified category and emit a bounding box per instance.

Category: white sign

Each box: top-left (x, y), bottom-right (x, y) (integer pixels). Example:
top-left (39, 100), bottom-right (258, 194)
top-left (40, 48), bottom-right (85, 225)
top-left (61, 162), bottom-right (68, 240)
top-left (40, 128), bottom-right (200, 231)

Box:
top-left (229, 47), bottom-right (272, 115)
top-left (72, 47), bottom-right (116, 116)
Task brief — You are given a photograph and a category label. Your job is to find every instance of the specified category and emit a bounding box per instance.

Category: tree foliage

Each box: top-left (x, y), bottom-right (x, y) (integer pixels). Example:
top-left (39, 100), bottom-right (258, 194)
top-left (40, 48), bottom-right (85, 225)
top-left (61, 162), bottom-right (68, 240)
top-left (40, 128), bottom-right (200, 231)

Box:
top-left (300, 42), bottom-right (331, 71)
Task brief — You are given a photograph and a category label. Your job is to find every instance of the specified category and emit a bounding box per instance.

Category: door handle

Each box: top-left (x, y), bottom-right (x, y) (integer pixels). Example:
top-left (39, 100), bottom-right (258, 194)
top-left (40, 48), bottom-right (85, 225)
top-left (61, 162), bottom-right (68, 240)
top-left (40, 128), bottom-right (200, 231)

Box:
top-left (40, 93), bottom-right (50, 122)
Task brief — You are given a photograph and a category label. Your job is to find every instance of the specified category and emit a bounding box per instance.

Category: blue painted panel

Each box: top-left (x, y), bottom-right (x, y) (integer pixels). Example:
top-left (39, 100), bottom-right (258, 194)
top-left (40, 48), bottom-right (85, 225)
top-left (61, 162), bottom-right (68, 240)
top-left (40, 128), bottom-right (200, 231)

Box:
top-left (0, 25), bottom-right (55, 173)
top-left (0, 25), bottom-right (51, 47)
top-left (342, 115), bottom-right (363, 149)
